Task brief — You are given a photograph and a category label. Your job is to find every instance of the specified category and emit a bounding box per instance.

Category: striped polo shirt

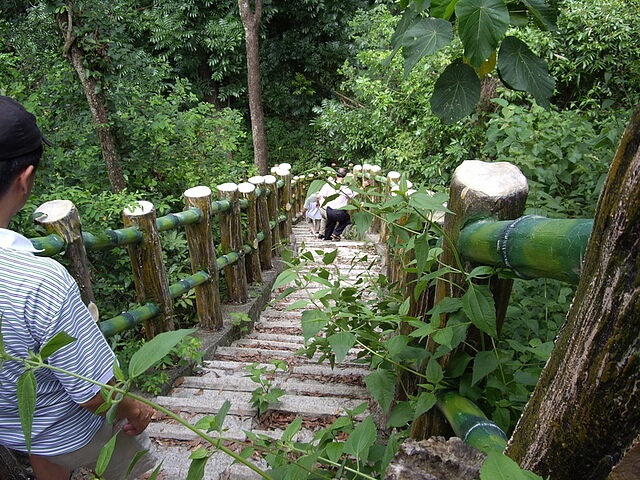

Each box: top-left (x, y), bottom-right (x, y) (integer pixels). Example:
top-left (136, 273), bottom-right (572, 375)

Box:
top-left (0, 228), bottom-right (115, 455)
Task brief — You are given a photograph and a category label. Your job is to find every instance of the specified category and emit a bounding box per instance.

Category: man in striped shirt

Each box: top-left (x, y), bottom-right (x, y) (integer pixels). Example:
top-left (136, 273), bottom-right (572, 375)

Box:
top-left (0, 96), bottom-right (156, 479)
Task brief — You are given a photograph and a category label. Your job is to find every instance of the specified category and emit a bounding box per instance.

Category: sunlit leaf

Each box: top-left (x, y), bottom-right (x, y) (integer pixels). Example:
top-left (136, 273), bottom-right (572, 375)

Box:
top-left (456, 0), bottom-right (510, 68)
top-left (128, 329), bottom-right (195, 378)
top-left (498, 36), bottom-right (555, 108)
top-left (301, 309), bottom-right (329, 341)
top-left (431, 60), bottom-right (480, 124)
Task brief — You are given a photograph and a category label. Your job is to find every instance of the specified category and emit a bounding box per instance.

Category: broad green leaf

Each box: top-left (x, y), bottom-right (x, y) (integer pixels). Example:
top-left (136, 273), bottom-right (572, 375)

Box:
top-left (456, 0), bottom-right (510, 68)
top-left (414, 392), bottom-right (438, 417)
top-left (322, 249), bottom-right (338, 265)
top-left (39, 331), bottom-right (76, 360)
top-left (431, 60), bottom-right (480, 124)
top-left (398, 297), bottom-right (411, 316)
top-left (446, 350), bottom-right (473, 378)
top-left (462, 284), bottom-right (497, 338)
top-left (282, 416), bottom-right (303, 443)
top-left (186, 447), bottom-right (209, 480)
top-left (352, 211), bottom-right (373, 236)
top-left (401, 18), bottom-right (454, 76)
top-left (522, 0), bottom-right (557, 31)
top-left (381, 432), bottom-right (400, 472)
top-left (498, 36), bottom-right (555, 108)
top-left (273, 269), bottom-right (298, 290)
top-left (387, 401), bottom-right (414, 428)
top-left (285, 299), bottom-right (310, 311)
top-left (17, 370), bottom-right (36, 452)
top-left (425, 358), bottom-right (444, 384)
top-left (343, 416), bottom-right (377, 459)
top-left (328, 331), bottom-right (356, 363)
top-left (428, 295), bottom-right (463, 323)
top-left (128, 329), bottom-right (195, 378)
top-left (472, 350), bottom-right (500, 386)
top-left (324, 442), bottom-right (344, 462)
top-left (95, 432), bottom-right (117, 476)
top-left (431, 0), bottom-right (460, 19)
top-left (364, 369), bottom-right (396, 411)
top-left (126, 450), bottom-right (153, 479)
top-left (480, 451), bottom-right (545, 479)
top-left (384, 6), bottom-right (421, 66)
top-left (301, 309), bottom-right (329, 341)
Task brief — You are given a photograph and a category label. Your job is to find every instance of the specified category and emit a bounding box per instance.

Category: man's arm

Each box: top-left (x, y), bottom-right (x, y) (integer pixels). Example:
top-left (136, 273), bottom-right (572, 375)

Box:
top-left (80, 380), bottom-right (154, 436)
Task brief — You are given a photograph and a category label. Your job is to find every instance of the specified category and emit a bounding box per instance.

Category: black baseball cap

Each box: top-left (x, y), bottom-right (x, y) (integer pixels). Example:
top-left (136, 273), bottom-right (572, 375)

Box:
top-left (0, 96), bottom-right (51, 161)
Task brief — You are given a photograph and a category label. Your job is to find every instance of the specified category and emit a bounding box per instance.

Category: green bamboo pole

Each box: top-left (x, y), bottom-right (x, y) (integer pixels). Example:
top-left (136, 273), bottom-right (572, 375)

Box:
top-left (458, 216), bottom-right (593, 284)
top-left (436, 391), bottom-right (508, 454)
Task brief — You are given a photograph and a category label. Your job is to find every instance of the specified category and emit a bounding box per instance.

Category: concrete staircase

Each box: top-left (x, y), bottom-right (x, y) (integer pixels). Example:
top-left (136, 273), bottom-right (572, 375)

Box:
top-left (146, 223), bottom-right (383, 479)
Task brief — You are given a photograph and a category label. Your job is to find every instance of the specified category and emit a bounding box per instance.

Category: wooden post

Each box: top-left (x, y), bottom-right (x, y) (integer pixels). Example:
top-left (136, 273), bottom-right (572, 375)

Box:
top-left (249, 175), bottom-right (273, 270)
top-left (217, 183), bottom-right (248, 303)
top-left (263, 174), bottom-right (281, 254)
top-left (183, 186), bottom-right (223, 329)
top-left (368, 165), bottom-right (382, 234)
top-left (275, 165), bottom-right (292, 244)
top-left (238, 182), bottom-right (263, 284)
top-left (380, 171), bottom-right (400, 245)
top-left (122, 201), bottom-right (174, 338)
top-left (34, 200), bottom-right (95, 307)
top-left (411, 160), bottom-right (528, 440)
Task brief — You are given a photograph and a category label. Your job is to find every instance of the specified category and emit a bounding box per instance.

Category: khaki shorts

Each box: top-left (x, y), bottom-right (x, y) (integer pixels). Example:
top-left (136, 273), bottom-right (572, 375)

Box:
top-left (47, 420), bottom-right (158, 480)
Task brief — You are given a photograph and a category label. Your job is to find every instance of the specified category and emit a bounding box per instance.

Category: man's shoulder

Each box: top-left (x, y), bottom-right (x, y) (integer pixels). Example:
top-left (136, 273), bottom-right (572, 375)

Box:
top-left (0, 249), bottom-right (72, 284)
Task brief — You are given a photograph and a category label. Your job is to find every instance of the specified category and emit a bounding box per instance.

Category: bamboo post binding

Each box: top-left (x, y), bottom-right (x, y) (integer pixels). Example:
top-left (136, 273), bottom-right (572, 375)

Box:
top-left (238, 182), bottom-right (263, 284)
top-left (122, 200), bottom-right (175, 338)
top-left (217, 183), bottom-right (248, 304)
top-left (34, 199), bottom-right (96, 307)
top-left (249, 176), bottom-right (273, 270)
top-left (183, 186), bottom-right (223, 329)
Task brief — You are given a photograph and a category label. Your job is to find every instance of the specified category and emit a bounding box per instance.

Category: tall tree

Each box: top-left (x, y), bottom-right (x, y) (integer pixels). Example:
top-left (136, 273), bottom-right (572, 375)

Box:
top-left (506, 105), bottom-right (640, 478)
top-left (54, 0), bottom-right (126, 192)
top-left (238, 0), bottom-right (268, 175)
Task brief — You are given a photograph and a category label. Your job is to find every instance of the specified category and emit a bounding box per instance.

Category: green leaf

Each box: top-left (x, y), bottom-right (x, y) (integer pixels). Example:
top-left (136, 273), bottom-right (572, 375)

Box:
top-left (324, 441), bottom-right (344, 462)
top-left (328, 331), bottom-right (356, 363)
top-left (431, 60), bottom-right (481, 124)
top-left (472, 350), bottom-right (500, 386)
top-left (364, 369), bottom-right (396, 411)
top-left (381, 432), bottom-right (400, 472)
top-left (282, 416), bottom-right (303, 443)
top-left (95, 432), bottom-right (118, 476)
top-left (522, 0), bottom-right (557, 31)
top-left (322, 249), bottom-right (338, 265)
top-left (352, 211), bottom-right (373, 236)
top-left (128, 329), bottom-right (195, 378)
top-left (38, 332), bottom-right (77, 360)
top-left (17, 370), bottom-right (36, 452)
top-left (187, 447), bottom-right (209, 480)
top-left (384, 6), bottom-right (421, 66)
top-left (401, 18), bottom-right (454, 76)
top-left (431, 0), bottom-right (460, 20)
top-left (414, 392), bottom-right (438, 417)
top-left (425, 358), bottom-right (444, 384)
top-left (498, 36), bottom-right (555, 109)
top-left (462, 284), bottom-right (497, 338)
top-left (387, 401), bottom-right (414, 428)
top-left (480, 451), bottom-right (545, 479)
top-left (273, 269), bottom-right (298, 290)
top-left (301, 309), bottom-right (329, 341)
top-left (126, 450), bottom-right (154, 479)
top-left (456, 0), bottom-right (510, 68)
top-left (343, 416), bottom-right (376, 460)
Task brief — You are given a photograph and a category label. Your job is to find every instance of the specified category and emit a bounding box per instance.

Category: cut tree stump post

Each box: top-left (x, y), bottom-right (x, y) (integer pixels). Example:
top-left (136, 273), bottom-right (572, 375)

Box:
top-left (122, 201), bottom-right (175, 338)
top-left (217, 183), bottom-right (248, 304)
top-left (275, 165), bottom-right (292, 245)
top-left (34, 200), bottom-right (95, 307)
top-left (249, 175), bottom-right (273, 271)
top-left (238, 182), bottom-right (263, 284)
top-left (183, 186), bottom-right (223, 330)
top-left (264, 174), bottom-right (281, 255)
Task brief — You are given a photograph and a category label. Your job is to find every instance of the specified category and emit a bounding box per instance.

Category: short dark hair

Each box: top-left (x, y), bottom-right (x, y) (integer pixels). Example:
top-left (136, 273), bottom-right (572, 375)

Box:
top-left (0, 146), bottom-right (42, 198)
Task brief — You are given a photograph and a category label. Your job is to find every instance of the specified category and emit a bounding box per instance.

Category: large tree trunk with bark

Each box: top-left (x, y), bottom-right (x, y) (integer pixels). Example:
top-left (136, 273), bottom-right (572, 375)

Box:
top-left (506, 105), bottom-right (640, 479)
top-left (56, 2), bottom-right (126, 192)
top-left (238, 0), bottom-right (269, 176)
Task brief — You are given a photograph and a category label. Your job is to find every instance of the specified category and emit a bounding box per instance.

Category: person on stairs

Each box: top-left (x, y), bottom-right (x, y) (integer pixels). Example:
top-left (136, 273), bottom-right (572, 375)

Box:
top-left (317, 167), bottom-right (356, 241)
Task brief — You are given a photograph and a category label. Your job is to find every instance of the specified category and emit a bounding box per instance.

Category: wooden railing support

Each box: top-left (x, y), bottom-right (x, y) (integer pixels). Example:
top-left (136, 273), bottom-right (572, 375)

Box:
top-left (217, 183), bottom-right (248, 303)
top-left (249, 175), bottom-right (273, 270)
top-left (122, 201), bottom-right (175, 338)
top-left (264, 174), bottom-right (281, 254)
top-left (183, 186), bottom-right (223, 329)
top-left (34, 200), bottom-right (95, 307)
top-left (275, 165), bottom-right (292, 243)
top-left (239, 182), bottom-right (263, 284)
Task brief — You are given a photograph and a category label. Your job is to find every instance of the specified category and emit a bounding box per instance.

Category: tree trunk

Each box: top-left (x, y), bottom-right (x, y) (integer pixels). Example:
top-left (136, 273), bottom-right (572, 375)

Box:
top-left (238, 0), bottom-right (269, 176)
top-left (506, 105), bottom-right (640, 479)
top-left (55, 3), bottom-right (126, 193)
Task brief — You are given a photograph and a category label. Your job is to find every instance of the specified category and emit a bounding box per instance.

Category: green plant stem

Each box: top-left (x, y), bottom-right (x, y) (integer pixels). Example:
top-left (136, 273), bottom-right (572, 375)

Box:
top-left (10, 354), bottom-right (274, 480)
